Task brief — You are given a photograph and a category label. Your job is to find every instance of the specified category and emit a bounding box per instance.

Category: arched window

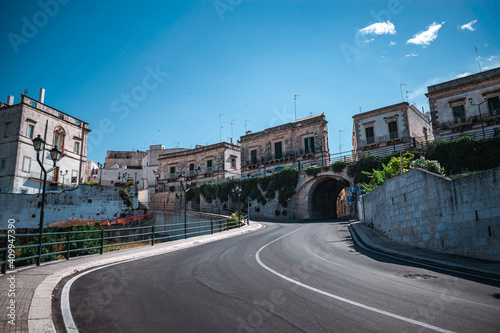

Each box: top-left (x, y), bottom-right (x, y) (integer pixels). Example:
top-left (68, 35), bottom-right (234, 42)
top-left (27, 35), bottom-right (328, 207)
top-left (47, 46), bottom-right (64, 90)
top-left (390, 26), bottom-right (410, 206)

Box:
top-left (53, 126), bottom-right (66, 153)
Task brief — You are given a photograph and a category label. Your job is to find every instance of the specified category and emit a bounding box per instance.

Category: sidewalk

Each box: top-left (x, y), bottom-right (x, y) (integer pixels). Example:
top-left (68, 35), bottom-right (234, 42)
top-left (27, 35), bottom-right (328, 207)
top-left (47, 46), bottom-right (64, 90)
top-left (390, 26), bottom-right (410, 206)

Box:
top-left (349, 220), bottom-right (500, 280)
top-left (0, 222), bottom-right (263, 333)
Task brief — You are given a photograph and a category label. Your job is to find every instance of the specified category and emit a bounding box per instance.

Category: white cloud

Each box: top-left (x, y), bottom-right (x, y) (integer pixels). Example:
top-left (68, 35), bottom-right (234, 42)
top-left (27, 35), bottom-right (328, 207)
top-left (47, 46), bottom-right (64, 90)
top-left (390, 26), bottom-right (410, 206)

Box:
top-left (485, 55), bottom-right (497, 61)
top-left (405, 53), bottom-right (418, 57)
top-left (407, 22), bottom-right (444, 46)
top-left (389, 41), bottom-right (397, 46)
top-left (456, 72), bottom-right (471, 78)
top-left (359, 21), bottom-right (396, 35)
top-left (460, 20), bottom-right (477, 31)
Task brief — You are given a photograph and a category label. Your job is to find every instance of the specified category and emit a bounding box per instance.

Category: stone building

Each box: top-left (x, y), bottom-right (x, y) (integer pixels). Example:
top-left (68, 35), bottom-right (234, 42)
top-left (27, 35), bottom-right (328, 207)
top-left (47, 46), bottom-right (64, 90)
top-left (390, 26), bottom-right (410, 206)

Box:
top-left (157, 142), bottom-right (241, 190)
top-left (100, 150), bottom-right (145, 186)
top-left (426, 67), bottom-right (500, 141)
top-left (0, 91), bottom-right (90, 193)
top-left (240, 114), bottom-right (329, 178)
top-left (352, 102), bottom-right (433, 160)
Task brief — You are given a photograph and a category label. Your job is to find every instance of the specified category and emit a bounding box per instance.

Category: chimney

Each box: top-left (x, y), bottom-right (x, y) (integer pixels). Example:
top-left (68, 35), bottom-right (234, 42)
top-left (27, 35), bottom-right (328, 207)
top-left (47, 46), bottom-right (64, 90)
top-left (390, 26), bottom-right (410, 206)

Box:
top-left (39, 88), bottom-right (45, 104)
top-left (6, 95), bottom-right (14, 105)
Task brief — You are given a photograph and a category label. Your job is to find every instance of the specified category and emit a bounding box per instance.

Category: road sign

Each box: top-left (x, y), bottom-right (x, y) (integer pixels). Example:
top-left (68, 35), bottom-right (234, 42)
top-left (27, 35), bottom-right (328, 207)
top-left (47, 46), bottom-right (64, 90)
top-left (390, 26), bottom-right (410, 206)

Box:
top-left (246, 196), bottom-right (252, 202)
top-left (287, 197), bottom-right (292, 202)
top-left (349, 186), bottom-right (356, 193)
top-left (358, 186), bottom-right (365, 195)
top-left (347, 201), bottom-right (353, 207)
top-left (347, 196), bottom-right (353, 202)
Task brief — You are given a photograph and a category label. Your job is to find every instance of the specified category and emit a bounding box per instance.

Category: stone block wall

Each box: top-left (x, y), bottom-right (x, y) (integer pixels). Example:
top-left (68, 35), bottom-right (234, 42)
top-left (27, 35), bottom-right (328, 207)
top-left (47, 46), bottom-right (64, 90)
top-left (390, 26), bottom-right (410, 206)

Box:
top-left (359, 167), bottom-right (500, 261)
top-left (0, 185), bottom-right (138, 229)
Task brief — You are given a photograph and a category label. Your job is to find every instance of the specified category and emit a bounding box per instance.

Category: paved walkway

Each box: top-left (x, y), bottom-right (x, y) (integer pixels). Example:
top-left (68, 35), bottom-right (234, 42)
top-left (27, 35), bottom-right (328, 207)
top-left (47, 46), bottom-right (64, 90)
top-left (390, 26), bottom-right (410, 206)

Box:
top-left (349, 220), bottom-right (500, 279)
top-left (0, 223), bottom-right (263, 333)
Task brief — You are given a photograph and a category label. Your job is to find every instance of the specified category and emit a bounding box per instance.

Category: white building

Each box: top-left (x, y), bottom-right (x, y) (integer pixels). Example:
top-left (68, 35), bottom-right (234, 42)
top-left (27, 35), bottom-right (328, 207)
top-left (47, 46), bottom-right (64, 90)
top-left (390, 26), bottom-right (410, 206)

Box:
top-left (426, 67), bottom-right (500, 140)
top-left (352, 102), bottom-right (434, 160)
top-left (0, 91), bottom-right (90, 193)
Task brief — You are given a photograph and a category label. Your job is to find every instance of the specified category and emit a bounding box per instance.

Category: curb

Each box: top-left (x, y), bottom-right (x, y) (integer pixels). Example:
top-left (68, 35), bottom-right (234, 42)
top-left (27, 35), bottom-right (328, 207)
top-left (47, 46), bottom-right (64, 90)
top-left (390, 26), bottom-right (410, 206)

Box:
top-left (348, 223), bottom-right (500, 281)
top-left (28, 222), bottom-right (263, 333)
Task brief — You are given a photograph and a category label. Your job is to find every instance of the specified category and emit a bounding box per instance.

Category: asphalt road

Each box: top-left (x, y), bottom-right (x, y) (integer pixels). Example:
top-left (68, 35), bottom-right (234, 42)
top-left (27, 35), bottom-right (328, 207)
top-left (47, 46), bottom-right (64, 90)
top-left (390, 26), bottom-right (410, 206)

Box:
top-left (56, 220), bottom-right (500, 332)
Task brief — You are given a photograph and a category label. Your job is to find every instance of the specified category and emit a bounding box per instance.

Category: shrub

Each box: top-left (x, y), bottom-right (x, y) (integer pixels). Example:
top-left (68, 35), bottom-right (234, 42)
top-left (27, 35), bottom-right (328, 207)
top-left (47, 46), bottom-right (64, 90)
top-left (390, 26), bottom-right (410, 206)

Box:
top-left (411, 157), bottom-right (445, 176)
top-left (119, 188), bottom-right (133, 207)
top-left (331, 161), bottom-right (347, 173)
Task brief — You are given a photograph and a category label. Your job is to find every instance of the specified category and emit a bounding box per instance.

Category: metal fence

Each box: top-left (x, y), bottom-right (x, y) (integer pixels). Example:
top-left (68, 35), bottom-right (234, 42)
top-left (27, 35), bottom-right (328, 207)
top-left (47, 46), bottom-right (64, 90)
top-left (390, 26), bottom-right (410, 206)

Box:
top-left (0, 217), bottom-right (246, 274)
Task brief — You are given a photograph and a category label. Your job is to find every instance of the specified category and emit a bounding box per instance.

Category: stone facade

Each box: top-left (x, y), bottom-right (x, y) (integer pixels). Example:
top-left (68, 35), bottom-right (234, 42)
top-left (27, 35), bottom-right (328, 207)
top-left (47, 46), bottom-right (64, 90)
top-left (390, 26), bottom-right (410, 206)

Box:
top-left (426, 67), bottom-right (500, 141)
top-left (0, 93), bottom-right (90, 194)
top-left (352, 102), bottom-right (433, 160)
top-left (157, 142), bottom-right (241, 190)
top-left (359, 167), bottom-right (500, 261)
top-left (240, 114), bottom-right (329, 177)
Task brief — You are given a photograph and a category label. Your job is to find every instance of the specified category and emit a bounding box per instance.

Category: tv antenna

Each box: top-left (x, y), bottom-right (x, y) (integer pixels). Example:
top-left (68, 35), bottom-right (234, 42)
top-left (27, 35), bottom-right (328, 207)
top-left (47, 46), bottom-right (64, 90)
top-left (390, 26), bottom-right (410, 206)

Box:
top-left (399, 84), bottom-right (406, 102)
top-left (474, 47), bottom-right (482, 72)
top-left (219, 113), bottom-right (224, 142)
top-left (294, 94), bottom-right (301, 120)
top-left (245, 120), bottom-right (250, 132)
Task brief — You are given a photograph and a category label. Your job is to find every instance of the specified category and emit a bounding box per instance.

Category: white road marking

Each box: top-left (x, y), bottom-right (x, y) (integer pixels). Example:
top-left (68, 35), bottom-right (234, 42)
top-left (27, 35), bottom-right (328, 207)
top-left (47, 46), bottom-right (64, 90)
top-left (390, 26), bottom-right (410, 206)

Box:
top-left (61, 259), bottom-right (140, 333)
top-left (255, 227), bottom-right (456, 333)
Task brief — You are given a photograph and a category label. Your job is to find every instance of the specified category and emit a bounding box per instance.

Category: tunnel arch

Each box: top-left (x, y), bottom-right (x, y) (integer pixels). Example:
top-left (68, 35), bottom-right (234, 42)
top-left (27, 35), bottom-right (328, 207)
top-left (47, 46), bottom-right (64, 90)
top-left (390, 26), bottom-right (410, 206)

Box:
top-left (294, 173), bottom-right (352, 219)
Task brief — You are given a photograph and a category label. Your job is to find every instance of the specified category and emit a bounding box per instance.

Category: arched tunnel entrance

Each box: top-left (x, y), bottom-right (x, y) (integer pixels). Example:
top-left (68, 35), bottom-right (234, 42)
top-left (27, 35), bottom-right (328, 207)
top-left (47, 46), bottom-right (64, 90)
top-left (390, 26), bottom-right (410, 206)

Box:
top-left (310, 178), bottom-right (347, 219)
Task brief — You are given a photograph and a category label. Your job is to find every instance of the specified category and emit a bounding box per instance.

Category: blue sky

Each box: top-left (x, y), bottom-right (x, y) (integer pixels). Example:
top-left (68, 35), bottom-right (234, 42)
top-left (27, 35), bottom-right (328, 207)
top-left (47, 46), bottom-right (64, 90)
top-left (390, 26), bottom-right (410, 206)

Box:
top-left (1, 0), bottom-right (499, 162)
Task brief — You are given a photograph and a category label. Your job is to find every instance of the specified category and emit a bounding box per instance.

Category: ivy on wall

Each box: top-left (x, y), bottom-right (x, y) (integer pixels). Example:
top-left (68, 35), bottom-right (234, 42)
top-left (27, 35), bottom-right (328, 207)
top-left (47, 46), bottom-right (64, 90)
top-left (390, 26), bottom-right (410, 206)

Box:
top-left (188, 168), bottom-right (299, 208)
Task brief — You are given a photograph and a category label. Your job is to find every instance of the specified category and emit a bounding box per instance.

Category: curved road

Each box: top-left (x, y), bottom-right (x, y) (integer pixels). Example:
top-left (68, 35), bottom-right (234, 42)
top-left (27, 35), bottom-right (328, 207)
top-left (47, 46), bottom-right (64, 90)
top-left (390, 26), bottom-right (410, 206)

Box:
top-left (56, 220), bottom-right (500, 332)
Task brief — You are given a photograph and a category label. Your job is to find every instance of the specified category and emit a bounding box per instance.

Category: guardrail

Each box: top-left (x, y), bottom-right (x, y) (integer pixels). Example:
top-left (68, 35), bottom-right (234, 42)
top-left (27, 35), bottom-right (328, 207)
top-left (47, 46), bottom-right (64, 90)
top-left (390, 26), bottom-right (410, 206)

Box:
top-left (0, 216), bottom-right (246, 274)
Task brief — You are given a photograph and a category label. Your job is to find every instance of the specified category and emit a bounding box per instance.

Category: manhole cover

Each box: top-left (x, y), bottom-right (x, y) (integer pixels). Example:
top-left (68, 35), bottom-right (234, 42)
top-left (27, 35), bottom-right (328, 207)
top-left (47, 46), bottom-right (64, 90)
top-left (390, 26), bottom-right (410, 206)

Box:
top-left (399, 272), bottom-right (438, 280)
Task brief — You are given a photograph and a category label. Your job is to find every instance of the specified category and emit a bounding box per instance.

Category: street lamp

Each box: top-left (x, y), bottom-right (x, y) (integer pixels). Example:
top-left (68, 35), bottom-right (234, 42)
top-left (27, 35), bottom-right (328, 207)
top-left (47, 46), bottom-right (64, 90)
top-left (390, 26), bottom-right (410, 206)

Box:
top-left (153, 169), bottom-right (159, 192)
top-left (60, 170), bottom-right (68, 186)
top-left (469, 96), bottom-right (487, 138)
top-left (316, 130), bottom-right (328, 166)
top-left (33, 135), bottom-right (61, 266)
top-left (232, 184), bottom-right (242, 219)
top-left (179, 174), bottom-right (191, 239)
top-left (97, 162), bottom-right (105, 185)
top-left (384, 114), bottom-right (399, 152)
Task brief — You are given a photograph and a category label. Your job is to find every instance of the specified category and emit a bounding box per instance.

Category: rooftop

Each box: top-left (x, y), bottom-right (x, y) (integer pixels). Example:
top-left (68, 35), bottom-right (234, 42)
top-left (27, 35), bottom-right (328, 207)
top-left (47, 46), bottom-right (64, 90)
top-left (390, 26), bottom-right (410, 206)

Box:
top-left (427, 67), bottom-right (500, 95)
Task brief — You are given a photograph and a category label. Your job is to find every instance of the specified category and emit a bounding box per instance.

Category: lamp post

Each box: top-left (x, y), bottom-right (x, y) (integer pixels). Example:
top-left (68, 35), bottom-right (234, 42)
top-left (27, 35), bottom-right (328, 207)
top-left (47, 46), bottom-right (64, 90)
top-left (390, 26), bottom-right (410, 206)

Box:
top-left (178, 174), bottom-right (191, 239)
top-left (32, 135), bottom-right (61, 266)
top-left (469, 96), bottom-right (487, 138)
top-left (316, 130), bottom-right (328, 166)
top-left (60, 170), bottom-right (68, 186)
top-left (153, 169), bottom-right (159, 192)
top-left (384, 114), bottom-right (399, 152)
top-left (232, 184), bottom-right (242, 219)
top-left (97, 162), bottom-right (105, 185)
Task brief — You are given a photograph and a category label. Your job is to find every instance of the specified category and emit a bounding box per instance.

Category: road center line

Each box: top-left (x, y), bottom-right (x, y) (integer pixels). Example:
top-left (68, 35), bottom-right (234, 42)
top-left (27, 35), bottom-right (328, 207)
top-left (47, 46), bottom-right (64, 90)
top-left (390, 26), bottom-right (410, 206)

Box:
top-left (255, 227), bottom-right (456, 333)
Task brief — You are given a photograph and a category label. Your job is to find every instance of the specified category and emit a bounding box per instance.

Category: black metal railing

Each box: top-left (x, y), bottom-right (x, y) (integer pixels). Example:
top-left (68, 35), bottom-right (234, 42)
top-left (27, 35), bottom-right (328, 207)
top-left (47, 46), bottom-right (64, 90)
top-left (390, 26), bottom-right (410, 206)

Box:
top-left (0, 216), bottom-right (246, 274)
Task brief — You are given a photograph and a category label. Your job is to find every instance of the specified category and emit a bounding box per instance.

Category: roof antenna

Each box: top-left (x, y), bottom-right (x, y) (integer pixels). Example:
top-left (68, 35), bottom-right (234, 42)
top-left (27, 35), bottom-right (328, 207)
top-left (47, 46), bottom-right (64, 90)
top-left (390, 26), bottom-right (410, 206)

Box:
top-left (399, 84), bottom-right (406, 102)
top-left (294, 94), bottom-right (301, 120)
top-left (474, 47), bottom-right (482, 72)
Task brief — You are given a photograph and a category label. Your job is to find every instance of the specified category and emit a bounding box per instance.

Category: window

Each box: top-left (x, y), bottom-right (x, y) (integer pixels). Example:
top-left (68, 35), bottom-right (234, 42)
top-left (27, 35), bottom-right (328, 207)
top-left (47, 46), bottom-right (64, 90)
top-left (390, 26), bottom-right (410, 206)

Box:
top-left (453, 105), bottom-right (466, 124)
top-left (4, 122), bottom-right (11, 138)
top-left (53, 127), bottom-right (65, 152)
top-left (71, 170), bottom-right (78, 184)
top-left (27, 124), bottom-right (34, 139)
top-left (274, 142), bottom-right (282, 159)
top-left (231, 157), bottom-right (236, 169)
top-left (74, 141), bottom-right (80, 154)
top-left (250, 150), bottom-right (257, 164)
top-left (22, 156), bottom-right (31, 173)
top-left (189, 163), bottom-right (195, 171)
top-left (170, 166), bottom-right (176, 175)
top-left (487, 96), bottom-right (500, 116)
top-left (207, 160), bottom-right (213, 171)
top-left (1, 159), bottom-right (6, 170)
top-left (365, 127), bottom-right (374, 144)
top-left (304, 137), bottom-right (315, 154)
top-left (388, 121), bottom-right (398, 139)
